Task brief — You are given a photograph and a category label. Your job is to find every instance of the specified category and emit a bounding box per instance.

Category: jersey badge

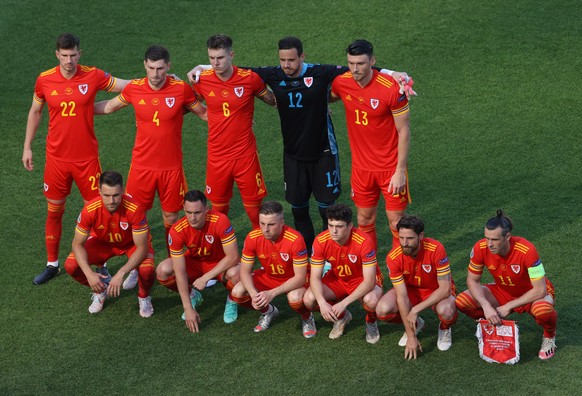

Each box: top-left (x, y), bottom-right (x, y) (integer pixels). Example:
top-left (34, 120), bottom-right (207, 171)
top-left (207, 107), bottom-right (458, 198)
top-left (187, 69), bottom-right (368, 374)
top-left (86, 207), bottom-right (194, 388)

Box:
top-left (151, 98), bottom-right (160, 106)
top-left (168, 235), bottom-right (172, 245)
top-left (44, 183), bottom-right (49, 191)
top-left (259, 254), bottom-right (267, 259)
top-left (234, 87), bottom-right (244, 97)
top-left (422, 264), bottom-right (432, 273)
top-left (280, 253), bottom-right (290, 261)
top-left (165, 97), bottom-right (175, 108)
top-left (279, 81), bottom-right (286, 87)
top-left (291, 81), bottom-right (299, 86)
top-left (348, 254), bottom-right (357, 263)
top-left (345, 94), bottom-right (352, 101)
top-left (138, 99), bottom-right (146, 105)
top-left (50, 90), bottom-right (59, 96)
top-left (78, 84), bottom-right (88, 95)
top-left (98, 225), bottom-right (105, 229)
top-left (221, 89), bottom-right (229, 97)
top-left (120, 222), bottom-right (129, 230)
top-left (370, 98), bottom-right (379, 109)
top-left (304, 77), bottom-right (313, 87)
top-left (77, 214), bottom-right (82, 223)
top-left (65, 87), bottom-right (73, 95)
top-left (206, 185), bottom-right (212, 194)
top-left (357, 97), bottom-right (364, 104)
top-left (511, 264), bottom-right (520, 274)
top-left (470, 247), bottom-right (475, 259)
top-left (205, 235), bottom-right (214, 244)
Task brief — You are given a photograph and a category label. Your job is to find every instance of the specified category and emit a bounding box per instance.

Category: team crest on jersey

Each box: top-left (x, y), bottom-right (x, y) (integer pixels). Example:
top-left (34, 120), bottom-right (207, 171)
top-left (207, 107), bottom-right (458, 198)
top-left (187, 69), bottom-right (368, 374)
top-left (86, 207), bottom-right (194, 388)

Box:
top-left (470, 248), bottom-right (474, 259)
top-left (303, 77), bottom-right (313, 87)
top-left (280, 253), bottom-right (290, 261)
top-left (78, 84), bottom-right (88, 95)
top-left (206, 185), bottom-right (211, 194)
top-left (205, 235), bottom-right (214, 244)
top-left (370, 98), bottom-right (379, 109)
top-left (221, 90), bottom-right (229, 97)
top-left (234, 87), bottom-right (244, 97)
top-left (348, 254), bottom-right (357, 263)
top-left (422, 264), bottom-right (432, 273)
top-left (511, 265), bottom-right (520, 274)
top-left (168, 235), bottom-right (172, 245)
top-left (77, 214), bottom-right (82, 223)
top-left (120, 222), bottom-right (129, 230)
top-left (44, 183), bottom-right (49, 192)
top-left (166, 97), bottom-right (175, 108)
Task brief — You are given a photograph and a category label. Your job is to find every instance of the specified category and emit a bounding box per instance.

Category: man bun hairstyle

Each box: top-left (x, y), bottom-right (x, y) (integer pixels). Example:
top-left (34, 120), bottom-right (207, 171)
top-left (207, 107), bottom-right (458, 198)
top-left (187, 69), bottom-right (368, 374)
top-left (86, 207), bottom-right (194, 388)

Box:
top-left (485, 209), bottom-right (513, 236)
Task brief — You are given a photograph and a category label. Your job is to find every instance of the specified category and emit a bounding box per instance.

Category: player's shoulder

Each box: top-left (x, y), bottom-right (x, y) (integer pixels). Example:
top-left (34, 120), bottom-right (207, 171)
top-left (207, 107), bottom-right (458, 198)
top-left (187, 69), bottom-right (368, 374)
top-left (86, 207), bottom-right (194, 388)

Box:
top-left (422, 237), bottom-right (443, 252)
top-left (374, 71), bottom-right (398, 88)
top-left (39, 66), bottom-right (59, 78)
top-left (247, 228), bottom-right (263, 240)
top-left (129, 77), bottom-right (147, 86)
top-left (84, 196), bottom-right (103, 213)
top-left (351, 227), bottom-right (369, 244)
top-left (172, 217), bottom-right (190, 233)
top-left (78, 65), bottom-right (98, 73)
top-left (387, 245), bottom-right (403, 261)
top-left (168, 76), bottom-right (186, 86)
top-left (206, 210), bottom-right (222, 223)
top-left (511, 236), bottom-right (536, 255)
top-left (120, 195), bottom-right (141, 213)
top-left (315, 229), bottom-right (331, 244)
top-left (282, 226), bottom-right (303, 242)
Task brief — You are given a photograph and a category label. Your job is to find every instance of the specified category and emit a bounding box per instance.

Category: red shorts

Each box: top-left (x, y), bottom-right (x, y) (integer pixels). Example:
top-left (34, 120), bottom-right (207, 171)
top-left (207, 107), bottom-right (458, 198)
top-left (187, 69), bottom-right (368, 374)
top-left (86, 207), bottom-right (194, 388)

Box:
top-left (251, 268), bottom-right (308, 291)
top-left (485, 280), bottom-right (555, 314)
top-left (350, 168), bottom-right (411, 211)
top-left (126, 167), bottom-right (187, 212)
top-left (44, 156), bottom-right (101, 201)
top-left (322, 271), bottom-right (382, 300)
top-left (205, 152), bottom-right (267, 204)
top-left (66, 235), bottom-right (154, 265)
top-left (184, 257), bottom-right (227, 283)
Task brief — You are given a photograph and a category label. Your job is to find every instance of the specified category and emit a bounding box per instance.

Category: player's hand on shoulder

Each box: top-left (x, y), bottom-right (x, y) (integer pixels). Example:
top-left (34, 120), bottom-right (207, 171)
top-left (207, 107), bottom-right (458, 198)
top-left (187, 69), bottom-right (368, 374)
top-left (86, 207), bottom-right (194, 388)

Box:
top-left (187, 66), bottom-right (206, 84)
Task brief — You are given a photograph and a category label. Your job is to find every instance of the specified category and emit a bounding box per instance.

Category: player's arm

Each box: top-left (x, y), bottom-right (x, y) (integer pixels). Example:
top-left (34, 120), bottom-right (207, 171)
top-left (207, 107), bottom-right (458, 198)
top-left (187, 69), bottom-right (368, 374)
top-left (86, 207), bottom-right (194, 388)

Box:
top-left (239, 258), bottom-right (259, 299)
top-left (497, 276), bottom-right (548, 318)
top-left (71, 229), bottom-right (107, 293)
top-left (186, 101), bottom-right (208, 122)
top-left (186, 65), bottom-right (212, 84)
top-left (332, 264), bottom-right (376, 316)
top-left (256, 88), bottom-right (277, 108)
top-left (256, 262), bottom-right (308, 309)
top-left (393, 281), bottom-right (423, 360)
top-left (466, 270), bottom-right (501, 324)
top-left (192, 237), bottom-right (239, 291)
top-left (94, 96), bottom-right (128, 115)
top-left (173, 254), bottom-right (201, 333)
top-left (309, 261), bottom-right (335, 319)
top-left (388, 111), bottom-right (411, 195)
top-left (409, 274), bottom-right (452, 319)
top-left (107, 231), bottom-right (149, 298)
top-left (22, 99), bottom-right (45, 171)
top-left (110, 78), bottom-right (131, 93)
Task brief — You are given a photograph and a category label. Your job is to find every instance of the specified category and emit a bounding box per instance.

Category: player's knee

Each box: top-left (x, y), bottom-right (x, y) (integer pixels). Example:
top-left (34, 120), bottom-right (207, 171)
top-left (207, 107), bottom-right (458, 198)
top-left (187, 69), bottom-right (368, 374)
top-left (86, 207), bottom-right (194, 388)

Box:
top-left (162, 211), bottom-right (179, 226)
top-left (63, 255), bottom-right (78, 275)
top-left (230, 281), bottom-right (246, 298)
top-left (225, 265), bottom-right (240, 283)
top-left (437, 300), bottom-right (458, 320)
top-left (376, 298), bottom-right (397, 317)
top-left (363, 293), bottom-right (379, 309)
top-left (303, 289), bottom-right (316, 309)
top-left (287, 288), bottom-right (305, 304)
top-left (155, 258), bottom-right (173, 279)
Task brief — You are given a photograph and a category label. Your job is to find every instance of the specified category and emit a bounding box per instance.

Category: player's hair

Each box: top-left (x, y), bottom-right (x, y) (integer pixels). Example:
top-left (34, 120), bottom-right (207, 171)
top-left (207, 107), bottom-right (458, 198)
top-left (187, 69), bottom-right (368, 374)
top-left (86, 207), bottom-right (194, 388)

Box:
top-left (207, 34), bottom-right (233, 51)
top-left (326, 204), bottom-right (353, 225)
top-left (346, 39), bottom-right (374, 57)
top-left (56, 33), bottom-right (80, 50)
top-left (396, 215), bottom-right (425, 235)
top-left (260, 201), bottom-right (284, 217)
top-left (278, 36), bottom-right (303, 56)
top-left (485, 209), bottom-right (514, 236)
top-left (184, 190), bottom-right (207, 206)
top-left (144, 45), bottom-right (170, 63)
top-left (99, 171), bottom-right (123, 188)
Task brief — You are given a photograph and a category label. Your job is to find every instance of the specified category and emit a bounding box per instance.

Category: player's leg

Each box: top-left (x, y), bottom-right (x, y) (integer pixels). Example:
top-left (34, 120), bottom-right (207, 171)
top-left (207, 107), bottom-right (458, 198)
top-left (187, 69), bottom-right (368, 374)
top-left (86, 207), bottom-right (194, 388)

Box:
top-left (351, 168), bottom-right (381, 249)
top-left (435, 295), bottom-right (458, 351)
top-left (215, 263), bottom-right (241, 324)
top-left (158, 168), bottom-right (188, 254)
top-left (236, 153), bottom-right (268, 230)
top-left (361, 285), bottom-right (383, 344)
top-left (376, 288), bottom-right (401, 323)
top-left (381, 169), bottom-right (411, 250)
top-left (455, 284), bottom-right (500, 320)
top-left (530, 283), bottom-right (557, 359)
top-left (125, 242), bottom-right (156, 317)
top-left (205, 158), bottom-right (234, 216)
top-left (284, 155), bottom-right (315, 250)
top-left (312, 152), bottom-right (341, 233)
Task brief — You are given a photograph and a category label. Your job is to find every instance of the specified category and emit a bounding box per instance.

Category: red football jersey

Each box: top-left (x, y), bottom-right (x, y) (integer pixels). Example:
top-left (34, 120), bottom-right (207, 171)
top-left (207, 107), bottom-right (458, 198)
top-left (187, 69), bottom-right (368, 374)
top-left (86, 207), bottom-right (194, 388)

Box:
top-left (75, 195), bottom-right (149, 249)
top-left (469, 236), bottom-right (550, 298)
top-left (194, 66), bottom-right (268, 160)
top-left (119, 77), bottom-right (200, 170)
top-left (331, 70), bottom-right (409, 171)
top-left (168, 210), bottom-right (236, 262)
top-left (387, 237), bottom-right (452, 290)
top-left (241, 225), bottom-right (308, 280)
top-left (34, 65), bottom-right (116, 161)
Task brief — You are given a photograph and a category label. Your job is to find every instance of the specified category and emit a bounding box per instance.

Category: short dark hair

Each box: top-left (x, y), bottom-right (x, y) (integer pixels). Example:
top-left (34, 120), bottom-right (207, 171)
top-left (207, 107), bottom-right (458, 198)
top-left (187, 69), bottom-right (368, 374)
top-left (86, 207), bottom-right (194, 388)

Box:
top-left (99, 171), bottom-right (123, 188)
top-left (326, 204), bottom-right (353, 224)
top-left (144, 45), bottom-right (170, 63)
top-left (396, 215), bottom-right (425, 235)
top-left (184, 190), bottom-right (207, 206)
top-left (260, 201), bottom-right (284, 217)
top-left (346, 39), bottom-right (374, 57)
top-left (485, 209), bottom-right (513, 236)
top-left (56, 33), bottom-right (80, 51)
top-left (278, 36), bottom-right (303, 56)
top-left (207, 34), bottom-right (233, 51)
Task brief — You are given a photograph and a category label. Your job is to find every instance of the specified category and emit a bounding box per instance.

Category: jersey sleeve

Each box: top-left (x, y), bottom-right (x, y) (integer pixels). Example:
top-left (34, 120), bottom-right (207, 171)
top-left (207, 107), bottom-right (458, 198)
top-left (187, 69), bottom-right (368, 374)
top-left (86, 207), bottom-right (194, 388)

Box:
top-left (217, 215), bottom-right (237, 247)
top-left (168, 226), bottom-right (186, 257)
top-left (33, 75), bottom-right (46, 104)
top-left (95, 68), bottom-right (117, 92)
top-left (434, 242), bottom-right (452, 278)
top-left (468, 241), bottom-right (486, 275)
top-left (386, 250), bottom-right (404, 286)
top-left (322, 64), bottom-right (349, 83)
top-left (75, 206), bottom-right (93, 236)
top-left (310, 238), bottom-right (325, 267)
top-left (130, 206), bottom-right (149, 235)
top-left (361, 238), bottom-right (378, 267)
top-left (292, 236), bottom-right (309, 268)
top-left (241, 232), bottom-right (257, 266)
top-left (183, 83), bottom-right (200, 110)
top-left (387, 79), bottom-right (409, 117)
top-left (250, 71), bottom-right (268, 97)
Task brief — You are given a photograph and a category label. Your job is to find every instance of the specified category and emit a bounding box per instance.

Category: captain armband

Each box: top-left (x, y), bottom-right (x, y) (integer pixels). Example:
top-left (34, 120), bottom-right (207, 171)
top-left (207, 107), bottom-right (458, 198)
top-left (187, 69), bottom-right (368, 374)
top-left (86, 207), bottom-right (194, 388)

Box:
top-left (528, 263), bottom-right (545, 279)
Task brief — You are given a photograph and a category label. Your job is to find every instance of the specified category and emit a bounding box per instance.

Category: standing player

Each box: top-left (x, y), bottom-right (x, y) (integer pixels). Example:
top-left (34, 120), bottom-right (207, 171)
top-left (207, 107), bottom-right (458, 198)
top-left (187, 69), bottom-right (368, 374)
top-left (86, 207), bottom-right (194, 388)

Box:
top-left (193, 34), bottom-right (276, 230)
top-left (95, 45), bottom-right (207, 255)
top-left (156, 190), bottom-right (240, 333)
top-left (188, 36), bottom-right (412, 252)
top-left (303, 204), bottom-right (384, 343)
top-left (331, 39), bottom-right (411, 250)
top-left (376, 215), bottom-right (457, 360)
top-left (23, 33), bottom-right (130, 285)
top-left (455, 210), bottom-right (558, 360)
top-left (64, 171), bottom-right (155, 316)
top-left (230, 201), bottom-right (313, 336)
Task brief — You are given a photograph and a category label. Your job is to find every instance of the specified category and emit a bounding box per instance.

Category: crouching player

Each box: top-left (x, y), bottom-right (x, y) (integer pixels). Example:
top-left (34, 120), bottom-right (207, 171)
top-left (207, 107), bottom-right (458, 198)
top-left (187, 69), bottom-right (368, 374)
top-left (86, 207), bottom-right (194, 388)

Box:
top-left (156, 190), bottom-right (240, 333)
top-left (64, 171), bottom-right (155, 317)
top-left (376, 215), bottom-right (457, 360)
top-left (230, 201), bottom-right (313, 336)
top-left (304, 204), bottom-right (383, 343)
top-left (455, 210), bottom-right (557, 360)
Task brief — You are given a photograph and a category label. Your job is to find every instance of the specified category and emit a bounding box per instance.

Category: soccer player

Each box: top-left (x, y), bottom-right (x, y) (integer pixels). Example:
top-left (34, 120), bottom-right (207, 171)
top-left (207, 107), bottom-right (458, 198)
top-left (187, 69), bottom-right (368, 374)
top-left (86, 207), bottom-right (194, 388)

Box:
top-left (455, 210), bottom-right (558, 360)
top-left (63, 171), bottom-right (155, 316)
top-left (188, 36), bottom-right (412, 252)
top-left (330, 39), bottom-right (411, 251)
top-left (303, 204), bottom-right (383, 343)
top-left (95, 45), bottom-right (207, 258)
top-left (23, 33), bottom-right (130, 285)
top-left (230, 201), bottom-right (314, 336)
top-left (156, 190), bottom-right (240, 333)
top-left (192, 34), bottom-right (276, 230)
top-left (376, 215), bottom-right (457, 360)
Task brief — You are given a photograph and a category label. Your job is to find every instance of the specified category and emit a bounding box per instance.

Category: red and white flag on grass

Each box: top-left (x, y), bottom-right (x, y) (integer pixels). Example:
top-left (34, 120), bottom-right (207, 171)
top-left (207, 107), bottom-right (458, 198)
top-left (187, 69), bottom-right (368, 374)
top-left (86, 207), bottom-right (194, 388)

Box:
top-left (476, 319), bottom-right (520, 364)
